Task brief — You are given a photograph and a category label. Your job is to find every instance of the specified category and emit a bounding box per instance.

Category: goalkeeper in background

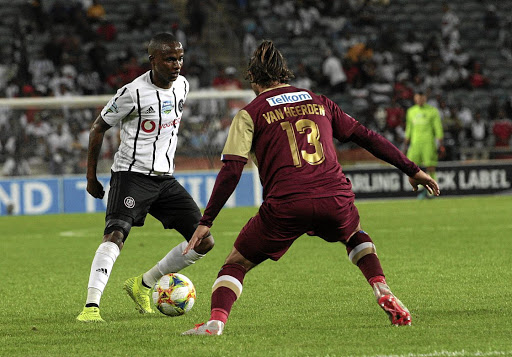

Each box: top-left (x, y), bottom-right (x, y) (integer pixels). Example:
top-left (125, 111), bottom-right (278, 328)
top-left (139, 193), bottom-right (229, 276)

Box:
top-left (404, 90), bottom-right (445, 199)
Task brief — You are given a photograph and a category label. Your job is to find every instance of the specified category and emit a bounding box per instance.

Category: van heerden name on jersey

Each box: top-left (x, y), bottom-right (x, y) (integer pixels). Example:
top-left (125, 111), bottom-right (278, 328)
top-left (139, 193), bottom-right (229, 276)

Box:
top-left (266, 91), bottom-right (312, 106)
top-left (262, 104), bottom-right (325, 124)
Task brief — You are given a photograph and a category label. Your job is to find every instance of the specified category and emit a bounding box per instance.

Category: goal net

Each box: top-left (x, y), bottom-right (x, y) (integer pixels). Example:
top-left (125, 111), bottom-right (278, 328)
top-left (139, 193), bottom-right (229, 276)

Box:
top-left (0, 89), bottom-right (255, 176)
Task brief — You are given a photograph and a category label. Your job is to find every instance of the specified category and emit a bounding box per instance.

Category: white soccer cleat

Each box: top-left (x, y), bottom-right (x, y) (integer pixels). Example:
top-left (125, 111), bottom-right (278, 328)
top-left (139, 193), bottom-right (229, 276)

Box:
top-left (182, 320), bottom-right (224, 335)
top-left (372, 281), bottom-right (411, 326)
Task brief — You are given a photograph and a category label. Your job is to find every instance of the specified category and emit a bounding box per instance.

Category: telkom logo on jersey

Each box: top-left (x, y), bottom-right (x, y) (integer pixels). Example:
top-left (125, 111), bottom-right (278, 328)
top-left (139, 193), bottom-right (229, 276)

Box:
top-left (266, 91), bottom-right (312, 107)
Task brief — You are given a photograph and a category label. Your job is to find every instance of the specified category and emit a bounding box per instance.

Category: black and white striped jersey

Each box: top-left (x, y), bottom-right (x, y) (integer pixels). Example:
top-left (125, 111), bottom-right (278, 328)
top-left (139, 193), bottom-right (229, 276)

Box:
top-left (101, 71), bottom-right (188, 176)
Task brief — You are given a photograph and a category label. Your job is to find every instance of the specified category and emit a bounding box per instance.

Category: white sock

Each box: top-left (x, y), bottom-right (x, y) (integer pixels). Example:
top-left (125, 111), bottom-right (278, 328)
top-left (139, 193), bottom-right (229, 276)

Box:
top-left (142, 241), bottom-right (204, 287)
top-left (85, 241), bottom-right (120, 306)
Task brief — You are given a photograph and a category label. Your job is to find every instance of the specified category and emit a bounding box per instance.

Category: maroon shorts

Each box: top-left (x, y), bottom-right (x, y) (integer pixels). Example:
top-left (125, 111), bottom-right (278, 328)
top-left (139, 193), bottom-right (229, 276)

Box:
top-left (234, 196), bottom-right (360, 264)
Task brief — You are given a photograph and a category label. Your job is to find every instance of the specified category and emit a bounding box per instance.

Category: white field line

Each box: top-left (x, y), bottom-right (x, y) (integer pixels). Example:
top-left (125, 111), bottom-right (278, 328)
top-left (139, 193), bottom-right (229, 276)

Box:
top-left (361, 350), bottom-right (512, 357)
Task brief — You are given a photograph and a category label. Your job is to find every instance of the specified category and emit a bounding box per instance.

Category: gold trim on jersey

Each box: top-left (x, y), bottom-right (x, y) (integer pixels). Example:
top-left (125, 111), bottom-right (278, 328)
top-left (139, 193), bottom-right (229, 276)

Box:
top-left (222, 110), bottom-right (254, 160)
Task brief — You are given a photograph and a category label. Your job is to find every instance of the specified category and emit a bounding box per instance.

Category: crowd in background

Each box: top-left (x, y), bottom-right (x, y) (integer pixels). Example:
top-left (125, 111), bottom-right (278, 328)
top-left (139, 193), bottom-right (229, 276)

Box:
top-left (233, 0), bottom-right (512, 160)
top-left (1, 0), bottom-right (512, 176)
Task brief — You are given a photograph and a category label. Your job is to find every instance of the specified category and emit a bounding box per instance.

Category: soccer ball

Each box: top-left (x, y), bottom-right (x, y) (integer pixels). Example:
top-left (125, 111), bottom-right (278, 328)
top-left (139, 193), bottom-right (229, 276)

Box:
top-left (152, 273), bottom-right (196, 317)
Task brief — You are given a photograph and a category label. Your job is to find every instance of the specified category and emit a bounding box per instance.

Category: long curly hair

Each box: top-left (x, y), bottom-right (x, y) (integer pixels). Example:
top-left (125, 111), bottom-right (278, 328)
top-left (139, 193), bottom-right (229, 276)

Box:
top-left (246, 40), bottom-right (294, 87)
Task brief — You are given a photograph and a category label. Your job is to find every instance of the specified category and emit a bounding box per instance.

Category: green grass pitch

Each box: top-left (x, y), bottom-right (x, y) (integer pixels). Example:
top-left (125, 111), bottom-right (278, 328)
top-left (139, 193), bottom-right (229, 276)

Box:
top-left (1, 195), bottom-right (511, 357)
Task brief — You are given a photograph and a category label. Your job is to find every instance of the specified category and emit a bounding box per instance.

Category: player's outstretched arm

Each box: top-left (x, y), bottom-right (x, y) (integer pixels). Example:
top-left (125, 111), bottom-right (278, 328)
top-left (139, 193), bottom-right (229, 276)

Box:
top-left (183, 225), bottom-right (211, 255)
top-left (86, 115), bottom-right (111, 199)
top-left (408, 170), bottom-right (440, 196)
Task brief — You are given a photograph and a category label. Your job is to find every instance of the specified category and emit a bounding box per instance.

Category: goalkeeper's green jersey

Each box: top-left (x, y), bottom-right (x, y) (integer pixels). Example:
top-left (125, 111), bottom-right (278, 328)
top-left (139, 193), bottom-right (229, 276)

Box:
top-left (405, 104), bottom-right (443, 145)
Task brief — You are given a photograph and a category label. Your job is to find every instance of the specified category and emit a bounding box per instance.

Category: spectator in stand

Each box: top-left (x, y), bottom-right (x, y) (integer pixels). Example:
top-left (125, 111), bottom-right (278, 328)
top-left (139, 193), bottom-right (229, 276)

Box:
top-left (212, 66), bottom-right (243, 90)
top-left (375, 55), bottom-right (396, 83)
top-left (441, 60), bottom-right (469, 90)
top-left (424, 61), bottom-right (445, 93)
top-left (441, 3), bottom-right (460, 42)
top-left (25, 111), bottom-right (52, 157)
top-left (498, 15), bottom-right (512, 62)
top-left (336, 31), bottom-right (360, 59)
top-left (361, 58), bottom-right (378, 87)
top-left (454, 100), bottom-right (473, 144)
top-left (422, 34), bottom-right (441, 63)
top-left (127, 3), bottom-right (150, 34)
top-left (28, 52), bottom-right (55, 89)
top-left (343, 58), bottom-right (361, 85)
top-left (401, 31), bottom-right (424, 62)
top-left (322, 49), bottom-right (347, 93)
top-left (385, 97), bottom-right (405, 132)
top-left (119, 55), bottom-right (147, 84)
top-left (346, 42), bottom-right (373, 66)
top-left (468, 62), bottom-right (490, 89)
top-left (242, 22), bottom-right (258, 60)
top-left (451, 47), bottom-right (471, 68)
top-left (349, 76), bottom-right (370, 114)
top-left (492, 109), bottom-right (512, 147)
top-left (96, 18), bottom-right (117, 42)
top-left (187, 0), bottom-right (207, 42)
top-left (487, 95), bottom-right (500, 122)
top-left (172, 22), bottom-right (187, 50)
top-left (88, 37), bottom-right (110, 81)
top-left (297, 1), bottom-right (321, 32)
top-left (210, 117), bottom-right (231, 155)
top-left (86, 0), bottom-right (106, 23)
top-left (286, 7), bottom-right (305, 37)
top-left (443, 106), bottom-right (463, 150)
top-left (470, 110), bottom-right (488, 153)
top-left (49, 0), bottom-right (73, 25)
top-left (483, 4), bottom-right (500, 40)
top-left (393, 73), bottom-right (414, 107)
top-left (182, 54), bottom-right (206, 90)
top-left (504, 95), bottom-right (512, 119)
top-left (439, 31), bottom-right (461, 65)
top-left (77, 62), bottom-right (103, 95)
top-left (2, 131), bottom-right (32, 177)
top-left (46, 122), bottom-right (73, 175)
top-left (291, 62), bottom-right (315, 91)
top-left (437, 97), bottom-right (450, 120)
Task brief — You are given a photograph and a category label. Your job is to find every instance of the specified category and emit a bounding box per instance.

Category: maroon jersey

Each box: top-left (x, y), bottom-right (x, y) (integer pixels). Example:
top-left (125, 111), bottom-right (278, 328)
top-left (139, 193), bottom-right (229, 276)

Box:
top-left (200, 85), bottom-right (419, 227)
top-left (222, 85), bottom-right (359, 203)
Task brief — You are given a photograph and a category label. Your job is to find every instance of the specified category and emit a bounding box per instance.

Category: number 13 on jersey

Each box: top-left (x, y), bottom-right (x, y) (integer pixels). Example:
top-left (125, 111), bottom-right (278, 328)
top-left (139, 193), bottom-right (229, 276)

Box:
top-left (281, 119), bottom-right (325, 167)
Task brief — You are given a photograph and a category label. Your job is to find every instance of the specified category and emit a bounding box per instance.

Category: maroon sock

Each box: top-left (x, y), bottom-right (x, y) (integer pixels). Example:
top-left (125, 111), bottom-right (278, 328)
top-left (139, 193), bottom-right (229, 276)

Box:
top-left (346, 230), bottom-right (385, 284)
top-left (210, 263), bottom-right (247, 323)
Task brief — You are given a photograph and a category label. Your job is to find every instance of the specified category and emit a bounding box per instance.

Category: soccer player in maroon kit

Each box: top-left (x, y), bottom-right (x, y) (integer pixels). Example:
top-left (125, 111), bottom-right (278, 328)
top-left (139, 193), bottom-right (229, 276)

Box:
top-left (182, 41), bottom-right (440, 335)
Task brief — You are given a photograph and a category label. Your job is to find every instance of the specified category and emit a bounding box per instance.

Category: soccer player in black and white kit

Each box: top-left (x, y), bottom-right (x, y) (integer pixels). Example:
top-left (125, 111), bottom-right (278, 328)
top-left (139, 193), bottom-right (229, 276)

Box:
top-left (77, 33), bottom-right (214, 322)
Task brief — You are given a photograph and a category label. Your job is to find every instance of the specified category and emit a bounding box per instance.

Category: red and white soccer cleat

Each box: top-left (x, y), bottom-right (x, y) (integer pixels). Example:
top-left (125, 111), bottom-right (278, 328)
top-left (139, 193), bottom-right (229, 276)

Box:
top-left (378, 295), bottom-right (412, 326)
top-left (182, 320), bottom-right (225, 335)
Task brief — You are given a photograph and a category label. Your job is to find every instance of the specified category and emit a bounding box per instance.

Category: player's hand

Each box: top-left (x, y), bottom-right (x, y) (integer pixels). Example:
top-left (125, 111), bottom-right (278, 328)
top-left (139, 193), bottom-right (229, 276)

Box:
top-left (438, 145), bottom-right (446, 159)
top-left (87, 178), bottom-right (105, 199)
top-left (408, 170), bottom-right (440, 196)
top-left (183, 225), bottom-right (210, 255)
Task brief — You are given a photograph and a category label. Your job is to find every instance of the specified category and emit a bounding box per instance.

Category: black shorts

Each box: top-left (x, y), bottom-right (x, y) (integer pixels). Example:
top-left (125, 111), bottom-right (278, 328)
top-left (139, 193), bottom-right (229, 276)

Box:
top-left (105, 171), bottom-right (201, 240)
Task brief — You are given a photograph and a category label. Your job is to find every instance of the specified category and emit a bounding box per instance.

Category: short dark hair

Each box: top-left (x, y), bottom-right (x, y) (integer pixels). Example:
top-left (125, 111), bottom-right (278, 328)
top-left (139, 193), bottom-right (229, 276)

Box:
top-left (246, 40), bottom-right (294, 87)
top-left (148, 33), bottom-right (178, 56)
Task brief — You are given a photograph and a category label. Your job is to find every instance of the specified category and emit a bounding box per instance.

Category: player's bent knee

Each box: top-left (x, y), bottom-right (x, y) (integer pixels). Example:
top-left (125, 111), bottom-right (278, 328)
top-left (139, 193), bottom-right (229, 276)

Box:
top-left (345, 230), bottom-right (377, 265)
top-left (224, 248), bottom-right (257, 272)
top-left (104, 218), bottom-right (132, 242)
top-left (103, 231), bottom-right (125, 249)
